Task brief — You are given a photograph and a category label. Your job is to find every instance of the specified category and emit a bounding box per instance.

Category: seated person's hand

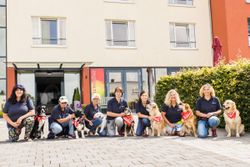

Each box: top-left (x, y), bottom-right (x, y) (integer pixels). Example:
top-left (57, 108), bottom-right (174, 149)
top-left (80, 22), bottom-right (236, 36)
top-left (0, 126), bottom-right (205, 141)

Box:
top-left (12, 122), bottom-right (20, 128)
top-left (16, 117), bottom-right (23, 125)
top-left (120, 112), bottom-right (126, 117)
top-left (88, 120), bottom-right (93, 126)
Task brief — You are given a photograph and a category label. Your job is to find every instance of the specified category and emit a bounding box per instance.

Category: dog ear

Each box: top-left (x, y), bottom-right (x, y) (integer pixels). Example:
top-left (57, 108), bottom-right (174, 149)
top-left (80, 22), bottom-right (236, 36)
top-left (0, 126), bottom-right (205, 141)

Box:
top-left (232, 101), bottom-right (236, 110)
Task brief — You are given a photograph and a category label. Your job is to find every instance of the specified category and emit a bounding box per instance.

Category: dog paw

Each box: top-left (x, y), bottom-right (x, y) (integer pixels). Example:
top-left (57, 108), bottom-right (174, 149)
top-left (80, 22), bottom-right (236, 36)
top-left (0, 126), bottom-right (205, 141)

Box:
top-left (236, 134), bottom-right (240, 138)
top-left (226, 134), bottom-right (231, 137)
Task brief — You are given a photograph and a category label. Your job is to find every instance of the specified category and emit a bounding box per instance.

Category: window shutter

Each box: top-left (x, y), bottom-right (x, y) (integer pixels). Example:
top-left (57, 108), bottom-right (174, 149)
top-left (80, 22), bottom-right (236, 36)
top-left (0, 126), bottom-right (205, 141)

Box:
top-left (128, 21), bottom-right (135, 47)
top-left (58, 18), bottom-right (66, 45)
top-left (169, 23), bottom-right (175, 47)
top-left (32, 17), bottom-right (41, 45)
top-left (105, 20), bottom-right (112, 46)
top-left (188, 24), bottom-right (196, 48)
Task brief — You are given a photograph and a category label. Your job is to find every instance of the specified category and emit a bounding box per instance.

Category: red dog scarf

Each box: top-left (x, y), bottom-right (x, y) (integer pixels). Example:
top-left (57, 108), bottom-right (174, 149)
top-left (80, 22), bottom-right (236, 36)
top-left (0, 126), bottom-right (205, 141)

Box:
top-left (227, 112), bottom-right (236, 119)
top-left (123, 115), bottom-right (134, 126)
top-left (34, 116), bottom-right (46, 122)
top-left (181, 110), bottom-right (193, 120)
top-left (153, 116), bottom-right (162, 122)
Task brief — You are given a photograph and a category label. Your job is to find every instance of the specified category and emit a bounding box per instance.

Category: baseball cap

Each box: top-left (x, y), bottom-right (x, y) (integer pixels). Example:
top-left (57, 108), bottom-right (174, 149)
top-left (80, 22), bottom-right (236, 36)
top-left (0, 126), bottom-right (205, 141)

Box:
top-left (59, 96), bottom-right (68, 103)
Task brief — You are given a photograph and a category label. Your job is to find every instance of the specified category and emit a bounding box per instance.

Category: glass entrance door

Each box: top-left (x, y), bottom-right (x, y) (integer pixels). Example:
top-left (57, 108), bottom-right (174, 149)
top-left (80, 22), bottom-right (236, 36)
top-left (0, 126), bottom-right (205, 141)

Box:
top-left (106, 69), bottom-right (142, 103)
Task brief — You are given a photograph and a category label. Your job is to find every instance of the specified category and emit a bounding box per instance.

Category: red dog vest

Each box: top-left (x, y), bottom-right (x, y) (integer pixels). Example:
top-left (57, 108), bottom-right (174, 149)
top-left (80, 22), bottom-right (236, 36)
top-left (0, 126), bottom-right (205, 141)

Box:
top-left (153, 116), bottom-right (162, 122)
top-left (123, 115), bottom-right (134, 126)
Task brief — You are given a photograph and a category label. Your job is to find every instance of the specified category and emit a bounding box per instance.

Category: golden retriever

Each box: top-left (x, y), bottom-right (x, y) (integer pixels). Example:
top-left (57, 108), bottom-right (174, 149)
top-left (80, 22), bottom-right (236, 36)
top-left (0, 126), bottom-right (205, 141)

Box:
top-left (147, 102), bottom-right (166, 136)
top-left (180, 103), bottom-right (197, 137)
top-left (223, 100), bottom-right (245, 137)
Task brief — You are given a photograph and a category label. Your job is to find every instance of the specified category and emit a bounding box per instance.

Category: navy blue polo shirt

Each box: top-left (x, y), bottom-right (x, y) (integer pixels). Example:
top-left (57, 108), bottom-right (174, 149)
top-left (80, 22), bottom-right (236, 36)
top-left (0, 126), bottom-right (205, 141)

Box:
top-left (3, 98), bottom-right (34, 128)
top-left (135, 102), bottom-right (149, 118)
top-left (84, 103), bottom-right (101, 121)
top-left (195, 97), bottom-right (221, 114)
top-left (50, 104), bottom-right (74, 122)
top-left (107, 97), bottom-right (128, 120)
top-left (161, 104), bottom-right (183, 123)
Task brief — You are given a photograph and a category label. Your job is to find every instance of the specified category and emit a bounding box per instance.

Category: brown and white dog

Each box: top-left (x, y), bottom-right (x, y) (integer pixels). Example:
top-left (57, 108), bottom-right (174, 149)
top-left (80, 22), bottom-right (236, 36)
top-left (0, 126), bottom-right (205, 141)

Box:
top-left (122, 108), bottom-right (135, 137)
top-left (180, 103), bottom-right (197, 137)
top-left (147, 103), bottom-right (166, 137)
top-left (223, 100), bottom-right (245, 137)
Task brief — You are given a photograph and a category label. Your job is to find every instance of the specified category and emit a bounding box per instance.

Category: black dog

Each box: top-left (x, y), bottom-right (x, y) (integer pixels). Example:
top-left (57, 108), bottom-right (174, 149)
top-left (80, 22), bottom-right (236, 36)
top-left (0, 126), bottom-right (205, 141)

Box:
top-left (30, 105), bottom-right (46, 139)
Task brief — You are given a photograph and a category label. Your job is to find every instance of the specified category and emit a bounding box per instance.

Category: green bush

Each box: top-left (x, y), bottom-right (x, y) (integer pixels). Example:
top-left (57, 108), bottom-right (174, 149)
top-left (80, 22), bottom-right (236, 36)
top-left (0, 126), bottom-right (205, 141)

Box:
top-left (155, 59), bottom-right (250, 131)
top-left (0, 111), bottom-right (3, 118)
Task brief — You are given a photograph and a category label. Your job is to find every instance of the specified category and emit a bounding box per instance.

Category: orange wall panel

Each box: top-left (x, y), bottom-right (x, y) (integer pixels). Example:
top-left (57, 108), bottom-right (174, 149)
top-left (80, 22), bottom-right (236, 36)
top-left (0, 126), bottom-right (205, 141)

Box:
top-left (81, 67), bottom-right (90, 104)
top-left (7, 67), bottom-right (16, 98)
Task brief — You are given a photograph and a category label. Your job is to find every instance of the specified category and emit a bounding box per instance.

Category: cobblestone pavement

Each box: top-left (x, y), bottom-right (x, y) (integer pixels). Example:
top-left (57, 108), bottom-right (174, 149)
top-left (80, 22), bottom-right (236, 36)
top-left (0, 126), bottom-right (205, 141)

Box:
top-left (0, 118), bottom-right (250, 167)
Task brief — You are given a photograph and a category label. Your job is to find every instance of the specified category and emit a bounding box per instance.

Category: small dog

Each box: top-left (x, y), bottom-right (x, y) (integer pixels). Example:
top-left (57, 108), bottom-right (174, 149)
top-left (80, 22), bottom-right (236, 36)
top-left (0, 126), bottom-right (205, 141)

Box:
top-left (147, 103), bottom-right (166, 137)
top-left (73, 110), bottom-right (85, 138)
top-left (94, 112), bottom-right (107, 135)
top-left (180, 103), bottom-right (197, 137)
top-left (30, 105), bottom-right (46, 139)
top-left (122, 108), bottom-right (135, 137)
top-left (223, 100), bottom-right (245, 137)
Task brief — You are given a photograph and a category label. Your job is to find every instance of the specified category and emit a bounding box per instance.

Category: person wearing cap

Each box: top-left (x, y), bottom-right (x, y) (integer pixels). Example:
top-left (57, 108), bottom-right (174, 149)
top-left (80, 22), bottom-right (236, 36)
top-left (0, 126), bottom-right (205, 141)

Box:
top-left (106, 87), bottom-right (128, 136)
top-left (47, 96), bottom-right (76, 139)
top-left (3, 85), bottom-right (35, 142)
top-left (83, 93), bottom-right (103, 136)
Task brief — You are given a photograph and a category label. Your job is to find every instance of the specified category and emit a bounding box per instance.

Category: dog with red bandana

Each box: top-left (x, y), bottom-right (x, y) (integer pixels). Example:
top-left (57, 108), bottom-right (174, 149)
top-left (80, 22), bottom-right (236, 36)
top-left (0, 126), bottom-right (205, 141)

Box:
top-left (122, 108), bottom-right (135, 137)
top-left (223, 100), bottom-right (245, 137)
top-left (180, 103), bottom-right (197, 137)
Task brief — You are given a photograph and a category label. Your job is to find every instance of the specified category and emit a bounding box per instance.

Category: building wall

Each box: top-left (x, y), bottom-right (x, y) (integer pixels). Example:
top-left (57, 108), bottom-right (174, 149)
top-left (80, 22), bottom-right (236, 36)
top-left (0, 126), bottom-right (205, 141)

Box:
top-left (211, 0), bottom-right (250, 62)
top-left (7, 0), bottom-right (213, 67)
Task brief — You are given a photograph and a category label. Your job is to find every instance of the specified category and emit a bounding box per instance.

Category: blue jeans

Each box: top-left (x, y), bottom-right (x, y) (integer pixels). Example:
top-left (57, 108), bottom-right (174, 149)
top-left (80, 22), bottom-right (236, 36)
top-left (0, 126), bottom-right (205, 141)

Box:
top-left (86, 118), bottom-right (102, 133)
top-left (50, 119), bottom-right (75, 136)
top-left (197, 116), bottom-right (220, 138)
top-left (136, 118), bottom-right (151, 136)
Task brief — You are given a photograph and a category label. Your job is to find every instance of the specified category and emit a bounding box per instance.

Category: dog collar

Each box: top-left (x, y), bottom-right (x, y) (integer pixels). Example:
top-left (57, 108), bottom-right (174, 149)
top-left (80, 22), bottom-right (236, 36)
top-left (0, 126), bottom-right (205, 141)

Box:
top-left (153, 116), bottom-right (162, 122)
top-left (34, 115), bottom-right (46, 122)
top-left (182, 110), bottom-right (193, 120)
top-left (227, 112), bottom-right (236, 119)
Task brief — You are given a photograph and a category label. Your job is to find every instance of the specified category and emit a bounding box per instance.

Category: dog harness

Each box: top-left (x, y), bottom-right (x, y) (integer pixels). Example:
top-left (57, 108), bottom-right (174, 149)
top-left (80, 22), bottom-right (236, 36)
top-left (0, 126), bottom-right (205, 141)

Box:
top-left (153, 116), bottom-right (162, 122)
top-left (181, 110), bottom-right (193, 120)
top-left (227, 112), bottom-right (236, 119)
top-left (123, 115), bottom-right (134, 126)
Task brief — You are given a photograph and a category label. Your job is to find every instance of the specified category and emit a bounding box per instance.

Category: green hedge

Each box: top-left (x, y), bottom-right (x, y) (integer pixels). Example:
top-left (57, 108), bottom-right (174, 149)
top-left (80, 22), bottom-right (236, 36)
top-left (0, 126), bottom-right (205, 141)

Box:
top-left (155, 59), bottom-right (250, 131)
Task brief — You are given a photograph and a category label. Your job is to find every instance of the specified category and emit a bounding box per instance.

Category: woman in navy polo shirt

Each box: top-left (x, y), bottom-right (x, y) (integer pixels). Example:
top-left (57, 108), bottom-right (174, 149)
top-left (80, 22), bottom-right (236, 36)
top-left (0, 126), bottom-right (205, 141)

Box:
top-left (135, 91), bottom-right (152, 136)
top-left (3, 85), bottom-right (35, 142)
top-left (161, 89), bottom-right (183, 136)
top-left (83, 93), bottom-right (103, 136)
top-left (106, 87), bottom-right (127, 137)
top-left (196, 84), bottom-right (222, 138)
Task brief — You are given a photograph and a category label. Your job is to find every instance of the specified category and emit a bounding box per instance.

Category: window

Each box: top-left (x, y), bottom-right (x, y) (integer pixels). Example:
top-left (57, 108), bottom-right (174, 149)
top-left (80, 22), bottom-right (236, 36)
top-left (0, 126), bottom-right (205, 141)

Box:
top-left (169, 23), bottom-right (196, 48)
top-left (0, 7), bottom-right (5, 27)
top-left (0, 0), bottom-right (5, 5)
top-left (0, 29), bottom-right (5, 56)
top-left (248, 18), bottom-right (250, 46)
top-left (32, 17), bottom-right (66, 45)
top-left (246, 0), bottom-right (250, 3)
top-left (106, 20), bottom-right (135, 47)
top-left (169, 0), bottom-right (193, 5)
top-left (0, 58), bottom-right (5, 78)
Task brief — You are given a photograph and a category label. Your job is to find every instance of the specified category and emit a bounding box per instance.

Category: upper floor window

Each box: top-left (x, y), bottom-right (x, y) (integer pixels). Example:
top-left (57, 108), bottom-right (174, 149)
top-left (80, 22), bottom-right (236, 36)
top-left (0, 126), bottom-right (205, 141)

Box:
top-left (32, 17), bottom-right (66, 46)
top-left (106, 20), bottom-right (135, 47)
top-left (0, 6), bottom-right (5, 27)
top-left (169, 0), bottom-right (193, 6)
top-left (0, 0), bottom-right (6, 5)
top-left (169, 23), bottom-right (196, 48)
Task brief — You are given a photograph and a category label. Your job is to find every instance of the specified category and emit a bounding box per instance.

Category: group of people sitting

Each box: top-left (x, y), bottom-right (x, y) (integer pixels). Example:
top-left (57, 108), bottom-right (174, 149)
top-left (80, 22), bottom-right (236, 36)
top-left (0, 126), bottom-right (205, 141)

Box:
top-left (2, 83), bottom-right (222, 142)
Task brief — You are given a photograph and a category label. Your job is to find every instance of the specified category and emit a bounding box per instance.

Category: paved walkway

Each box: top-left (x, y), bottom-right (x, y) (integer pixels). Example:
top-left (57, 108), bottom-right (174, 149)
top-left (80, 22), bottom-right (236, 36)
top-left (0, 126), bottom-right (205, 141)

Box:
top-left (0, 118), bottom-right (250, 167)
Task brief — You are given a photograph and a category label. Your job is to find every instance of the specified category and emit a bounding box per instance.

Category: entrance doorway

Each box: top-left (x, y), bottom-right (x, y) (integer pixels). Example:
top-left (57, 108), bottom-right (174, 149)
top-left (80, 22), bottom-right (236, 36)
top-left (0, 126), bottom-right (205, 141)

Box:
top-left (35, 72), bottom-right (64, 114)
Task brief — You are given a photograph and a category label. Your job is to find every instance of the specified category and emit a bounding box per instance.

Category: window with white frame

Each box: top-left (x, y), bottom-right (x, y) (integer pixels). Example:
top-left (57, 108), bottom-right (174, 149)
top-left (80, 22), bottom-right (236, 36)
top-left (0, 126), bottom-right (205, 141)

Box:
top-left (32, 17), bottom-right (66, 45)
top-left (169, 0), bottom-right (193, 5)
top-left (248, 18), bottom-right (250, 46)
top-left (106, 20), bottom-right (135, 47)
top-left (169, 23), bottom-right (196, 48)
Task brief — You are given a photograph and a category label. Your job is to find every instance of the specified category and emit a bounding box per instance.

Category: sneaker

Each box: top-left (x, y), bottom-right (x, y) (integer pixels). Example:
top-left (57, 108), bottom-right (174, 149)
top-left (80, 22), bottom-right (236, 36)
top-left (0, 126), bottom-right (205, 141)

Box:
top-left (47, 132), bottom-right (55, 139)
top-left (68, 134), bottom-right (76, 139)
top-left (118, 130), bottom-right (124, 137)
top-left (212, 129), bottom-right (217, 137)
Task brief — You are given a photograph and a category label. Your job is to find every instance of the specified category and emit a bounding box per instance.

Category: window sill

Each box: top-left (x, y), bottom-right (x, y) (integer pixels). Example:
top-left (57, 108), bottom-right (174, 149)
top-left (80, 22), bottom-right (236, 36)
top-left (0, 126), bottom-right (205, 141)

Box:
top-left (104, 0), bottom-right (135, 4)
top-left (106, 46), bottom-right (137, 49)
top-left (170, 47), bottom-right (198, 51)
top-left (31, 45), bottom-right (67, 48)
top-left (168, 4), bottom-right (195, 8)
